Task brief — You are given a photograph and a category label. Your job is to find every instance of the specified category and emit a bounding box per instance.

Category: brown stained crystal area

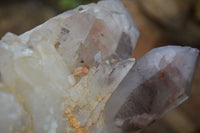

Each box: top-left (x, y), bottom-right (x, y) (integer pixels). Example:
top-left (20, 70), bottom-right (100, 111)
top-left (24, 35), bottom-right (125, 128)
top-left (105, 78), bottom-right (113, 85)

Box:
top-left (115, 63), bottom-right (185, 132)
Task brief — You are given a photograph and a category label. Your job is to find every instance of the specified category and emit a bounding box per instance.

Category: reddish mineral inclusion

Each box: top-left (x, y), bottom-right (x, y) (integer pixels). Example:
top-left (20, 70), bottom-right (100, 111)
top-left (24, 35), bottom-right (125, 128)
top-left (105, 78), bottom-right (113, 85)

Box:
top-left (103, 46), bottom-right (199, 133)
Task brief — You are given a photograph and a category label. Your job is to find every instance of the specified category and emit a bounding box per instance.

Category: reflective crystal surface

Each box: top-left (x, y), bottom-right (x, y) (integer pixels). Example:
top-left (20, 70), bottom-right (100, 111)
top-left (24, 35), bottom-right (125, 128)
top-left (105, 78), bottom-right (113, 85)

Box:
top-left (103, 46), bottom-right (199, 133)
top-left (0, 0), bottom-right (138, 133)
top-left (0, 0), bottom-right (199, 133)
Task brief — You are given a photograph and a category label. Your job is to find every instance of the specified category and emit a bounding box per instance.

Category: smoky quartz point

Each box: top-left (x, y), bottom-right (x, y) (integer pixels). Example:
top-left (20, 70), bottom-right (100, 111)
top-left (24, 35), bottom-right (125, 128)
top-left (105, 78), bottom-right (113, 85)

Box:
top-left (103, 46), bottom-right (199, 133)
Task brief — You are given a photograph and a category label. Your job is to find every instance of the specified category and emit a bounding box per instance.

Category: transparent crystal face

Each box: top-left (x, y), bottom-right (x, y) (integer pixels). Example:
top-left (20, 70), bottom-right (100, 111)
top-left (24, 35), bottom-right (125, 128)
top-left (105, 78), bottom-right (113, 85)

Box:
top-left (0, 0), bottom-right (199, 133)
top-left (0, 0), bottom-right (139, 132)
top-left (103, 46), bottom-right (199, 133)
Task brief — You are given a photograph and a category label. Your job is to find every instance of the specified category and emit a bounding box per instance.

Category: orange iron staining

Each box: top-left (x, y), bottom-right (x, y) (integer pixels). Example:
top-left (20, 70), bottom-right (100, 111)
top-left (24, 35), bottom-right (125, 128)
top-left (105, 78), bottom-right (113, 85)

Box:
top-left (74, 66), bottom-right (89, 76)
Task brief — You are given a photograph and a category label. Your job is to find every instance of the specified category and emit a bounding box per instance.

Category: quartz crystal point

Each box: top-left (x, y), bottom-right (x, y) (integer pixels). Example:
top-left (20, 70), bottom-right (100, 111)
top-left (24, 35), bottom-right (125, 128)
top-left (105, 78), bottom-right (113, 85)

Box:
top-left (20, 0), bottom-right (139, 70)
top-left (0, 0), bottom-right (199, 133)
top-left (103, 46), bottom-right (199, 133)
top-left (0, 0), bottom-right (139, 133)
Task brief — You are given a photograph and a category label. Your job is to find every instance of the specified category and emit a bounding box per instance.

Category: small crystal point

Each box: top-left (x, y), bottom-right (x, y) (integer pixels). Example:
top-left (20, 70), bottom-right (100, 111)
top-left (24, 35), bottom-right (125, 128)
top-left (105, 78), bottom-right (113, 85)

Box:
top-left (103, 46), bottom-right (199, 133)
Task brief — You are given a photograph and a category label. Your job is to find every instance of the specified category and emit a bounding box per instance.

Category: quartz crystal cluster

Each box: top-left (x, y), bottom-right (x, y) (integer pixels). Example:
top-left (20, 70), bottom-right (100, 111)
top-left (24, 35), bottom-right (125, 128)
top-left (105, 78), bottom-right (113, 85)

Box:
top-left (0, 0), bottom-right (199, 133)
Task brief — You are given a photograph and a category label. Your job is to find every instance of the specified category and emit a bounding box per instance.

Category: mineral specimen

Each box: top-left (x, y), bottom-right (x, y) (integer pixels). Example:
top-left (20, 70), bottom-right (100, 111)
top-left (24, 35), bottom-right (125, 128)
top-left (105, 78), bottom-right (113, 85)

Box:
top-left (103, 46), bottom-right (199, 133)
top-left (0, 0), bottom-right (199, 133)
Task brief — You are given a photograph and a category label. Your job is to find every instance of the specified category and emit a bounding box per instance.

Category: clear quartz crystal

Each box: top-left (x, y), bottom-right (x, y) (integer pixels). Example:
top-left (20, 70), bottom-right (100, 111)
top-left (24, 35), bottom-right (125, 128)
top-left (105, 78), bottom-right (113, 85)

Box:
top-left (0, 0), bottom-right (199, 133)
top-left (0, 0), bottom-right (138, 133)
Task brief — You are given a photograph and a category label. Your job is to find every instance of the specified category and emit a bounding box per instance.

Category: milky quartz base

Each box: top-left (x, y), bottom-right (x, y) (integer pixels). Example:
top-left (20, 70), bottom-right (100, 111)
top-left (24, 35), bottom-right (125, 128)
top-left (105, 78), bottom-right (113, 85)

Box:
top-left (0, 0), bottom-right (199, 133)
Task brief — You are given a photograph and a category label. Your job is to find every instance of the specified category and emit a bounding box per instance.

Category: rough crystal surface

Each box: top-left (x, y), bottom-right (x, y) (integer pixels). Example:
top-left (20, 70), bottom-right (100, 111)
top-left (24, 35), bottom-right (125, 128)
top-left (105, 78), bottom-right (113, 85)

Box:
top-left (0, 0), bottom-right (199, 133)
top-left (0, 0), bottom-right (138, 133)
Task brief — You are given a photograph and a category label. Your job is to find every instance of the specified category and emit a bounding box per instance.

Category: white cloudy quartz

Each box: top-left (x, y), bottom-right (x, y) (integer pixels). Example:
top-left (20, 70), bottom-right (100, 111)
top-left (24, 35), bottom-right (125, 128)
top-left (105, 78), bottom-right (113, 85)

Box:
top-left (0, 0), bottom-right (138, 133)
top-left (0, 0), bottom-right (199, 133)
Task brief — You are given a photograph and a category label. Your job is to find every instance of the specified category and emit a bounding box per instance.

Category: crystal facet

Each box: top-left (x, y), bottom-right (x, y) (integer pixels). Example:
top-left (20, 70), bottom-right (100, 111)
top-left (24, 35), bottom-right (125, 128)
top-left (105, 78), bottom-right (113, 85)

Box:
top-left (0, 0), bottom-right (139, 133)
top-left (0, 0), bottom-right (199, 133)
top-left (103, 46), bottom-right (199, 133)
